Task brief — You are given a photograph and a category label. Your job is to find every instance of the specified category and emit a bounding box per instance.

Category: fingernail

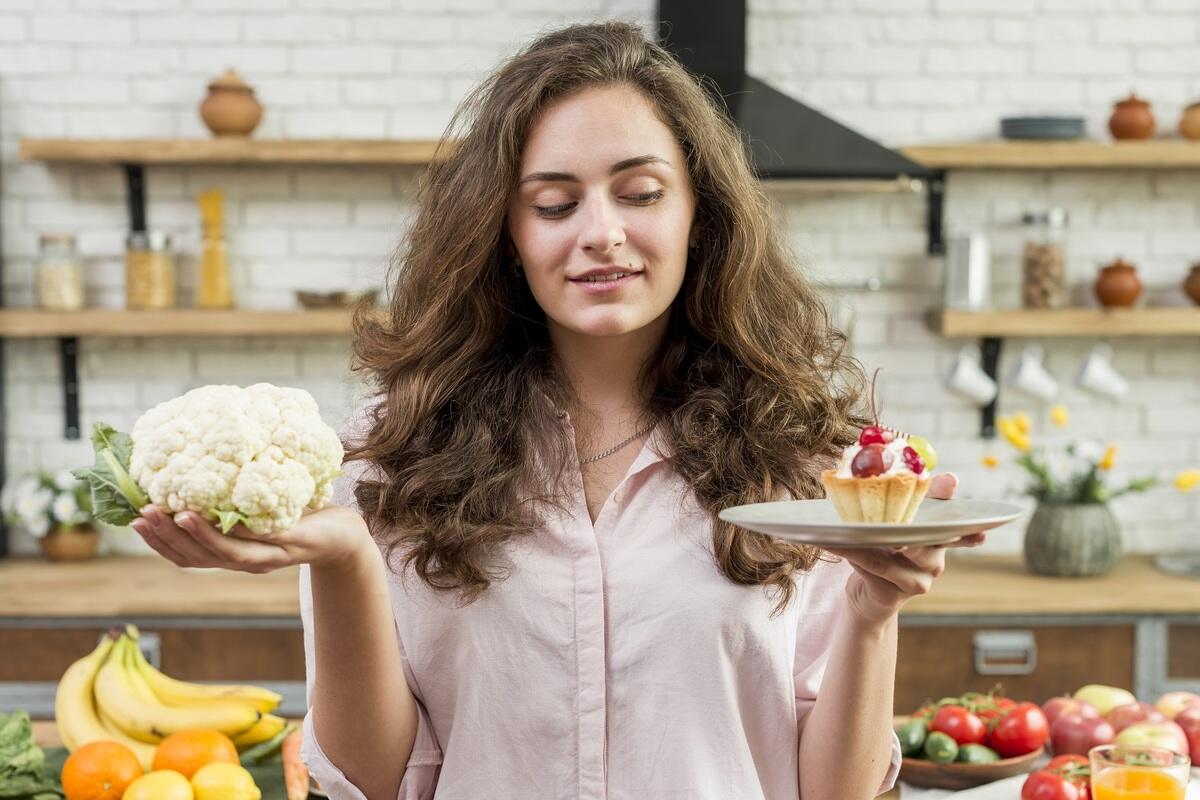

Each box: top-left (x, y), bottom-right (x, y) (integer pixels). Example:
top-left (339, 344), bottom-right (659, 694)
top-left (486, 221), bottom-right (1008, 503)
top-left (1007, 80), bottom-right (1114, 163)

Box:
top-left (175, 513), bottom-right (193, 530)
top-left (141, 505), bottom-right (155, 516)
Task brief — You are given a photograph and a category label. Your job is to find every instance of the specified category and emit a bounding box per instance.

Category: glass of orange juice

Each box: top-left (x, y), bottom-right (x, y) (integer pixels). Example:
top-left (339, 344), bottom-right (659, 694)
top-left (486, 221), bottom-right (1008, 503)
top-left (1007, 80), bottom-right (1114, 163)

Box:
top-left (1089, 744), bottom-right (1189, 800)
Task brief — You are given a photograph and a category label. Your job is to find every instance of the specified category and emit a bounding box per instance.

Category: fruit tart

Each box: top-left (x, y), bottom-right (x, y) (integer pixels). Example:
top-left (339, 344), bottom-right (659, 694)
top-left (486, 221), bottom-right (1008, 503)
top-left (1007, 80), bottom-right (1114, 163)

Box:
top-left (820, 374), bottom-right (939, 523)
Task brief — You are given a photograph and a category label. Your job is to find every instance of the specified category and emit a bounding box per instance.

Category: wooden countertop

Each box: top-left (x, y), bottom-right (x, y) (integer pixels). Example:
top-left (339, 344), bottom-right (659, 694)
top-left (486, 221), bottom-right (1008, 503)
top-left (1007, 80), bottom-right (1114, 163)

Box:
top-left (0, 556), bottom-right (300, 618)
top-left (906, 553), bottom-right (1200, 616)
top-left (1, 553), bottom-right (1198, 619)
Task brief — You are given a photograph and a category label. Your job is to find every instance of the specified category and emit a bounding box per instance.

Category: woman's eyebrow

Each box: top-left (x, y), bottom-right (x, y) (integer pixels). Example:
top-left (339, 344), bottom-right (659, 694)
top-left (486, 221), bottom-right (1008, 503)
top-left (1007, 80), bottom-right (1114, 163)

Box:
top-left (518, 154), bottom-right (671, 185)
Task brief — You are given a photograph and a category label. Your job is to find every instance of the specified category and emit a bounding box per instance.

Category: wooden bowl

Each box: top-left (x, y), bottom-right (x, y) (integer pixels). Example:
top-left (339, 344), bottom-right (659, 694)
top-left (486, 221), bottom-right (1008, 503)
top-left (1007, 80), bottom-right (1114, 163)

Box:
top-left (899, 746), bottom-right (1044, 790)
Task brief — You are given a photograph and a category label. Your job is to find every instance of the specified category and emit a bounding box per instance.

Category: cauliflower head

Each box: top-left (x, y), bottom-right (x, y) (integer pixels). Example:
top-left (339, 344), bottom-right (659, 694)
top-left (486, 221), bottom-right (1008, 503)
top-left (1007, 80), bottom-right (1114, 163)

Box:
top-left (75, 383), bottom-right (344, 535)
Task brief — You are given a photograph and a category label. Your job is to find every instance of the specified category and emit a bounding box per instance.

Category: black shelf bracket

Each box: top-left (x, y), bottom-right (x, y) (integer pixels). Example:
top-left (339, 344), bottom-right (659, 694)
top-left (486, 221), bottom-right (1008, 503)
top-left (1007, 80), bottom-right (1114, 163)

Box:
top-left (979, 336), bottom-right (1003, 439)
top-left (926, 170), bottom-right (946, 256)
top-left (124, 163), bottom-right (146, 233)
top-left (61, 337), bottom-right (81, 439)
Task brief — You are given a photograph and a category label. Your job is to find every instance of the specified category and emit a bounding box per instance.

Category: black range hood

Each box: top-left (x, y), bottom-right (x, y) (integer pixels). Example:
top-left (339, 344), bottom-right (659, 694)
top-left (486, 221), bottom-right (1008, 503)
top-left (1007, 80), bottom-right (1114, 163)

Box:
top-left (656, 0), bottom-right (934, 182)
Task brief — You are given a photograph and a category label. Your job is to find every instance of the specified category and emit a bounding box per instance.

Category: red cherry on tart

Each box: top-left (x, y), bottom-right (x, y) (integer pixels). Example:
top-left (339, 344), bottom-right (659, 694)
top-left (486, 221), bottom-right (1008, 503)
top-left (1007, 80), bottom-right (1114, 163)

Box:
top-left (857, 425), bottom-right (894, 446)
top-left (902, 446), bottom-right (926, 475)
top-left (850, 443), bottom-right (893, 477)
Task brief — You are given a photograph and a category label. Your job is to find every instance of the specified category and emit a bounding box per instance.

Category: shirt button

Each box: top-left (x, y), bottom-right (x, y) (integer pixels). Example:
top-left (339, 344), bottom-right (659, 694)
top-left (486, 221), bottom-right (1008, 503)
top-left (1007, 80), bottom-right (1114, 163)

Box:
top-left (612, 488), bottom-right (625, 505)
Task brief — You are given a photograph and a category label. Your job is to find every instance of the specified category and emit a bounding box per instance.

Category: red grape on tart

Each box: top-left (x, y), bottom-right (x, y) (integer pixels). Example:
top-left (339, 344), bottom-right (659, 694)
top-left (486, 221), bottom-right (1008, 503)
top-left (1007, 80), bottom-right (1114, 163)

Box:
top-left (820, 423), bottom-right (939, 524)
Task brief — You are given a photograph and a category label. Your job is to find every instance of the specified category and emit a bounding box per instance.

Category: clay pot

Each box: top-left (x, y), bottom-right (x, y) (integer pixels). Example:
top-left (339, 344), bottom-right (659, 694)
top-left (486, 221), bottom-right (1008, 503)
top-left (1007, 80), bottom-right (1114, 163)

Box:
top-left (1184, 263), bottom-right (1200, 306)
top-left (38, 525), bottom-right (100, 562)
top-left (1094, 257), bottom-right (1143, 308)
top-left (1108, 93), bottom-right (1155, 140)
top-left (1180, 103), bottom-right (1200, 141)
top-left (199, 69), bottom-right (263, 137)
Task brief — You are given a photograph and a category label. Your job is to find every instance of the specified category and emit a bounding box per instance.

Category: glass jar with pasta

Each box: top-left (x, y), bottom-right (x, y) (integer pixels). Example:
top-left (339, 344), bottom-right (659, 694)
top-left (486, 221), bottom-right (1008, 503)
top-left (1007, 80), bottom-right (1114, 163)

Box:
top-left (36, 233), bottom-right (85, 311)
top-left (125, 231), bottom-right (174, 310)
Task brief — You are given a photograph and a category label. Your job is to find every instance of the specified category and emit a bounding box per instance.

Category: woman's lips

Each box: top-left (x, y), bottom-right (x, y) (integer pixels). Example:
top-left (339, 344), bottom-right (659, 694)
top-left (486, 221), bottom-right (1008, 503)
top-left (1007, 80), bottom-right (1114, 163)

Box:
top-left (568, 272), bottom-right (641, 294)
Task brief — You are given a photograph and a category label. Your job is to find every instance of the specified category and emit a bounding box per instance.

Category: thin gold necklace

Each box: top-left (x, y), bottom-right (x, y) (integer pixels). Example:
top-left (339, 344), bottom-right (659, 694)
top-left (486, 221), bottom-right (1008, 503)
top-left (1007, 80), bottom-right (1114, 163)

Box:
top-left (578, 419), bottom-right (657, 465)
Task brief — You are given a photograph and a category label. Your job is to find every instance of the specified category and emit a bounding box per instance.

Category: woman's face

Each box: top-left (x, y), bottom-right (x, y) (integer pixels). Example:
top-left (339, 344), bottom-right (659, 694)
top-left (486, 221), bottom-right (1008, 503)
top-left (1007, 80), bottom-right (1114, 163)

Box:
top-left (507, 84), bottom-right (696, 340)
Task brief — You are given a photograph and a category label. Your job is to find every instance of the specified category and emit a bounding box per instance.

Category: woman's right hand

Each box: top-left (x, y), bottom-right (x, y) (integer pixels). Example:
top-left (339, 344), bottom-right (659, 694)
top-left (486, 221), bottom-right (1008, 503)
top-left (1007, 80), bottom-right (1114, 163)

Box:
top-left (130, 504), bottom-right (372, 574)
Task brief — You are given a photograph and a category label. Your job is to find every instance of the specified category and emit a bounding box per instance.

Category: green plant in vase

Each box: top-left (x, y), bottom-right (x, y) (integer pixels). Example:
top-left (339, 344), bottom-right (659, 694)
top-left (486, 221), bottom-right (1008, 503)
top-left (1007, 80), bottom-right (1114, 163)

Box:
top-left (985, 406), bottom-right (1197, 577)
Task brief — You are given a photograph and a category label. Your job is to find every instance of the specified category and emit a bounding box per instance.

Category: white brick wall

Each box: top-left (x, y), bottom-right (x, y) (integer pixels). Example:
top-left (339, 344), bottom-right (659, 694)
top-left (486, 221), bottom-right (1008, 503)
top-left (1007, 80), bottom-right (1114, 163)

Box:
top-left (2, 0), bottom-right (1198, 556)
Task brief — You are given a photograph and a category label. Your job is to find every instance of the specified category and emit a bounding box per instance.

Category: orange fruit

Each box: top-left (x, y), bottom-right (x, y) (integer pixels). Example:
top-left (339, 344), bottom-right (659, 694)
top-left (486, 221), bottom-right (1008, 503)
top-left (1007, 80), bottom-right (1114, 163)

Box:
top-left (61, 740), bottom-right (143, 800)
top-left (151, 730), bottom-right (239, 780)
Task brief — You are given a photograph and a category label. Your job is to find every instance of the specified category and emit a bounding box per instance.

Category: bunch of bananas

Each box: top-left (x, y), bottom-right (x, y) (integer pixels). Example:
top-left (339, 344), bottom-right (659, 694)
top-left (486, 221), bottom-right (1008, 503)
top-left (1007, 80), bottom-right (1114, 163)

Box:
top-left (55, 624), bottom-right (288, 770)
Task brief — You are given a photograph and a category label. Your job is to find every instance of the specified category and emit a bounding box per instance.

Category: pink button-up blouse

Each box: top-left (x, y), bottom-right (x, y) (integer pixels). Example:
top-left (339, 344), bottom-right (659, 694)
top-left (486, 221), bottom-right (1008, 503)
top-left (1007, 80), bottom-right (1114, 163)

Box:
top-left (299, 407), bottom-right (902, 800)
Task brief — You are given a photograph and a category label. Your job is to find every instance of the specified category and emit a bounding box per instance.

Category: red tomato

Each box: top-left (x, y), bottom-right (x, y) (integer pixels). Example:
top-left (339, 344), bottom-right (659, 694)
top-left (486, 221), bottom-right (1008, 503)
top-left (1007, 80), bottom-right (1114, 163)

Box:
top-left (931, 705), bottom-right (987, 745)
top-left (1046, 754), bottom-right (1088, 771)
top-left (990, 702), bottom-right (1050, 757)
top-left (978, 695), bottom-right (1018, 726)
top-left (1021, 772), bottom-right (1081, 800)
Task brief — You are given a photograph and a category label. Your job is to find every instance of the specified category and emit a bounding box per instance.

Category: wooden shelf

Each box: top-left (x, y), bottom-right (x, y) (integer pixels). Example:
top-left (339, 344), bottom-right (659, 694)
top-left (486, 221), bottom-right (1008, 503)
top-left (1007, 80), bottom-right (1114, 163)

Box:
top-left (0, 308), bottom-right (382, 338)
top-left (933, 307), bottom-right (1200, 338)
top-left (19, 138), bottom-right (447, 165)
top-left (901, 140), bottom-right (1200, 170)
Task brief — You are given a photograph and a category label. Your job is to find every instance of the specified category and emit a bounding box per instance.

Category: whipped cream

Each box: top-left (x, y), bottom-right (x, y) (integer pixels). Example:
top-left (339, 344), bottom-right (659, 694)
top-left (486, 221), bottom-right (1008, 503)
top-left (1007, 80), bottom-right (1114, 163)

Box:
top-left (835, 435), bottom-right (927, 479)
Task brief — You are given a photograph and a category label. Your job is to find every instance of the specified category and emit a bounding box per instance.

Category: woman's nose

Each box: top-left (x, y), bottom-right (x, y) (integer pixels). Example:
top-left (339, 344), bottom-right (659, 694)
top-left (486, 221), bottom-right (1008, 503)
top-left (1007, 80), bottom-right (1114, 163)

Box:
top-left (579, 197), bottom-right (626, 254)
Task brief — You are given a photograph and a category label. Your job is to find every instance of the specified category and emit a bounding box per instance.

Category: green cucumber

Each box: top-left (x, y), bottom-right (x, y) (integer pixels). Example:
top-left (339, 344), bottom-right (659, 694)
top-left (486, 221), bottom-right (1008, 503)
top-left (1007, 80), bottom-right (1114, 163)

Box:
top-left (923, 730), bottom-right (959, 764)
top-left (894, 718), bottom-right (927, 758)
top-left (956, 743), bottom-right (1000, 764)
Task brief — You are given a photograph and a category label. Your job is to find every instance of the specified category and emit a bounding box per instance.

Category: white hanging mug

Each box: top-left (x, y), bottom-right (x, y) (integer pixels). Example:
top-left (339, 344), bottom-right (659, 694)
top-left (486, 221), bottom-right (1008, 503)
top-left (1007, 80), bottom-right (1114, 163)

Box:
top-left (944, 343), bottom-right (999, 405)
top-left (1008, 344), bottom-right (1058, 402)
top-left (1077, 343), bottom-right (1129, 399)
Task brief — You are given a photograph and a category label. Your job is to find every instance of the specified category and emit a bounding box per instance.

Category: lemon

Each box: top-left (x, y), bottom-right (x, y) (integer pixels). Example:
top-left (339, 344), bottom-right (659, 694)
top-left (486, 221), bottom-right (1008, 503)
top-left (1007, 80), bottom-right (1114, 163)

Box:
top-left (191, 762), bottom-right (262, 800)
top-left (123, 769), bottom-right (194, 800)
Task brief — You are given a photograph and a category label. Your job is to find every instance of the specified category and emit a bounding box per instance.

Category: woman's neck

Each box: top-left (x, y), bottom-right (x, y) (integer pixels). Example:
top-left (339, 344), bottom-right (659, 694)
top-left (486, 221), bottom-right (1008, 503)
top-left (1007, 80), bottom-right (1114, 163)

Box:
top-left (549, 311), bottom-right (667, 425)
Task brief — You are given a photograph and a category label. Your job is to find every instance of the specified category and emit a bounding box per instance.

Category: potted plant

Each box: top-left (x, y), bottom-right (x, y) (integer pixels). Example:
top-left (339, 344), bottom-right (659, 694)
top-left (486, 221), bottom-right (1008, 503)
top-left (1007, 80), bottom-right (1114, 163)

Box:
top-left (987, 407), bottom-right (1198, 577)
top-left (0, 470), bottom-right (99, 561)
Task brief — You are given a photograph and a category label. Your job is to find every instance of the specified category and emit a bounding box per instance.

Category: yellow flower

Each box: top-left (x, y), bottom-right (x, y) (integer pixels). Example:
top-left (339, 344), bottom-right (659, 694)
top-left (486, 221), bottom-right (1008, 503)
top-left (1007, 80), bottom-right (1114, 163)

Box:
top-left (996, 416), bottom-right (1032, 452)
top-left (982, 455), bottom-right (999, 469)
top-left (1176, 469), bottom-right (1200, 492)
top-left (1051, 405), bottom-right (1070, 428)
top-left (1014, 412), bottom-right (1032, 434)
top-left (1099, 445), bottom-right (1118, 471)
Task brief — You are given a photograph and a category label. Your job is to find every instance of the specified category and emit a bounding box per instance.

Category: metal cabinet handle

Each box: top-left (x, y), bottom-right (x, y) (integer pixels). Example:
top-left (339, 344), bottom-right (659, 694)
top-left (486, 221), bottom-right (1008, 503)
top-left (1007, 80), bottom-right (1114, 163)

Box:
top-left (973, 630), bottom-right (1037, 676)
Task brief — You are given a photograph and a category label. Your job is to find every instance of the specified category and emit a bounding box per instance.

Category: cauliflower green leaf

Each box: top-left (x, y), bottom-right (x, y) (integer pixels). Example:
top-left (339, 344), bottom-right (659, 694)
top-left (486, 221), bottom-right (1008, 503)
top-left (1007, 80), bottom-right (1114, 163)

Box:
top-left (71, 422), bottom-right (149, 526)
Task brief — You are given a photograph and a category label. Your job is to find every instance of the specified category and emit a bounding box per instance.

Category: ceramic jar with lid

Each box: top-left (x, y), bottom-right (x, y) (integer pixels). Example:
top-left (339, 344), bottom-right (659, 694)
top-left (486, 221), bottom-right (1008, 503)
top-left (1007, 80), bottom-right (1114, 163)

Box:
top-left (1180, 102), bottom-right (1200, 141)
top-left (1109, 93), bottom-right (1155, 140)
top-left (1184, 262), bottom-right (1200, 306)
top-left (1094, 257), bottom-right (1143, 308)
top-left (200, 68), bottom-right (263, 137)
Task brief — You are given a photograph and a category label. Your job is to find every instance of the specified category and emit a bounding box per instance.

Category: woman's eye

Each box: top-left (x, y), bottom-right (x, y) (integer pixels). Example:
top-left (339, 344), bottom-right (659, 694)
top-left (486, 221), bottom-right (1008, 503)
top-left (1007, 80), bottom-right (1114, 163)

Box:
top-left (532, 190), bottom-right (664, 219)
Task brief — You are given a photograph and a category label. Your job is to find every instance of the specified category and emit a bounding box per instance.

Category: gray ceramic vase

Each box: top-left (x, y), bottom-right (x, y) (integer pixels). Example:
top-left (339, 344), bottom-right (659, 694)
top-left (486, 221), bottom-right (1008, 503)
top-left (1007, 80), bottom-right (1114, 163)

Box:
top-left (1023, 502), bottom-right (1122, 577)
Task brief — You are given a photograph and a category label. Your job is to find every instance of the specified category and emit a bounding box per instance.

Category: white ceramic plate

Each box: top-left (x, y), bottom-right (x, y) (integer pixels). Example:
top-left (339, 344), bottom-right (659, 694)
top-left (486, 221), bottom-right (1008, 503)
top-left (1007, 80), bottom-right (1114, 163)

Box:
top-left (718, 498), bottom-right (1026, 548)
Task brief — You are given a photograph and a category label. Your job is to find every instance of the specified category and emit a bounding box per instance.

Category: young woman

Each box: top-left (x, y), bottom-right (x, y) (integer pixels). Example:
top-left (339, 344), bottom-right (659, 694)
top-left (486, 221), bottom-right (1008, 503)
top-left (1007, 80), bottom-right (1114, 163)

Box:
top-left (131, 21), bottom-right (983, 800)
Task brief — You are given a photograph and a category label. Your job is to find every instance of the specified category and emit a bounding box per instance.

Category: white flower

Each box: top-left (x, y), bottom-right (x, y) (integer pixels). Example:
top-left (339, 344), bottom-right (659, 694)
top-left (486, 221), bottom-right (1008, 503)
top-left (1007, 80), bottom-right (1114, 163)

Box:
top-left (1075, 439), bottom-right (1104, 464)
top-left (15, 487), bottom-right (53, 525)
top-left (25, 515), bottom-right (50, 539)
top-left (52, 493), bottom-right (79, 524)
top-left (1045, 450), bottom-right (1073, 485)
top-left (53, 470), bottom-right (79, 491)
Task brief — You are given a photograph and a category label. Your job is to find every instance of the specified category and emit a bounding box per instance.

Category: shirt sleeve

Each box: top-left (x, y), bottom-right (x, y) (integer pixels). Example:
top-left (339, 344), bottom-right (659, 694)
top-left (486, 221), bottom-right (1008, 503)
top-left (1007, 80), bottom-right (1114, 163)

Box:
top-left (297, 402), bottom-right (444, 799)
top-left (793, 557), bottom-right (903, 797)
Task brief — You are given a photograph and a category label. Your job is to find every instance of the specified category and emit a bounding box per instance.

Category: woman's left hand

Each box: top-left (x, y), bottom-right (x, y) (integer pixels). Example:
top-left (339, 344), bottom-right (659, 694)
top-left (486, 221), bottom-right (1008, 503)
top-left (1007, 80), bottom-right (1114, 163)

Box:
top-left (824, 472), bottom-right (985, 626)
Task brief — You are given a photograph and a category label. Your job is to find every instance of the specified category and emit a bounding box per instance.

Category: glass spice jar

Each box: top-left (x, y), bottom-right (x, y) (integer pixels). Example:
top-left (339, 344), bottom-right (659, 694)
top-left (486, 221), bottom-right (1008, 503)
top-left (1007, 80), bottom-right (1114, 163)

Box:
top-left (1021, 208), bottom-right (1069, 309)
top-left (36, 233), bottom-right (85, 311)
top-left (125, 231), bottom-right (175, 310)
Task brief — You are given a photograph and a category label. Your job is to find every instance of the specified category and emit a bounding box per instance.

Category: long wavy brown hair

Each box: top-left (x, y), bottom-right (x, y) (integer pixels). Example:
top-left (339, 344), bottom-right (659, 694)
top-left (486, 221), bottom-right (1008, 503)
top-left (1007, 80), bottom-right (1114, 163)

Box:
top-left (348, 20), bottom-right (868, 615)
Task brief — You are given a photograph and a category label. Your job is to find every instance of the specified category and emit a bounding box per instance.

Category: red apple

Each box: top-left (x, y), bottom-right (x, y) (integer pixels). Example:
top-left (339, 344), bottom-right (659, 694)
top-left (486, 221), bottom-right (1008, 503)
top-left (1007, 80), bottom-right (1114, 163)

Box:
top-left (1042, 696), bottom-right (1100, 727)
top-left (1175, 705), bottom-right (1200, 764)
top-left (1155, 691), bottom-right (1200, 720)
top-left (1114, 720), bottom-right (1190, 756)
top-left (1049, 711), bottom-right (1116, 756)
top-left (1106, 701), bottom-right (1167, 733)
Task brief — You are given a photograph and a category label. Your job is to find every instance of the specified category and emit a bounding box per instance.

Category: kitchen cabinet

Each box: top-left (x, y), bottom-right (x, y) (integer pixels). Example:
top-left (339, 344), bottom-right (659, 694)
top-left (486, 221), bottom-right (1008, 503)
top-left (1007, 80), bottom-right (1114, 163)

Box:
top-left (0, 556), bottom-right (304, 718)
top-left (895, 554), bottom-right (1200, 714)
